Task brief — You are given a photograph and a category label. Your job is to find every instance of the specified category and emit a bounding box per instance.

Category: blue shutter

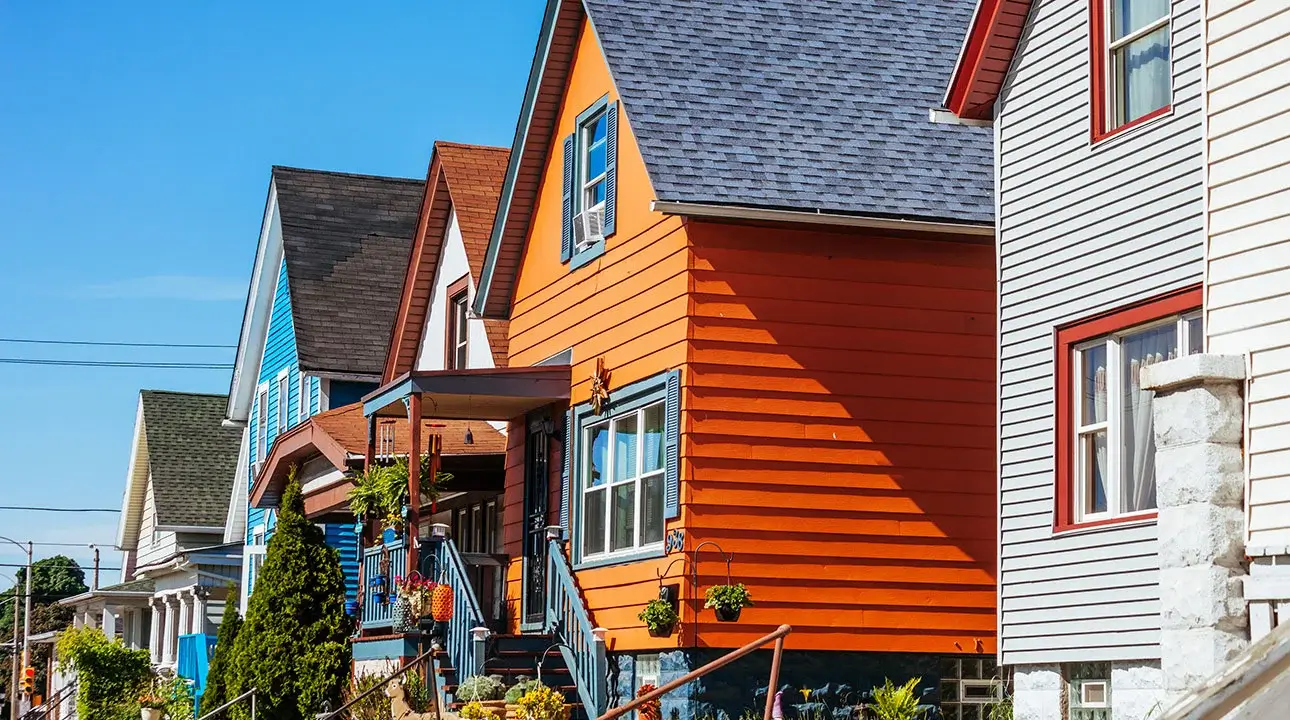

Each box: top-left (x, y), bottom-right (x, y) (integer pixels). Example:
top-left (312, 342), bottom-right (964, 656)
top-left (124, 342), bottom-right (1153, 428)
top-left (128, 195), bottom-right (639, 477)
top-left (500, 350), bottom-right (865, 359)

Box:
top-left (603, 101), bottom-right (618, 237)
top-left (561, 134), bottom-right (575, 263)
top-left (561, 407), bottom-right (573, 529)
top-left (664, 370), bottom-right (680, 519)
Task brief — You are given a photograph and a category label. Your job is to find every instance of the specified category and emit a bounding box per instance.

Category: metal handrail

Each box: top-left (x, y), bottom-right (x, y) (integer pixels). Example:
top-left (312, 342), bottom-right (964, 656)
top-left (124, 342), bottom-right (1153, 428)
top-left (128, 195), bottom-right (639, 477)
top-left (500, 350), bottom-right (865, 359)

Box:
top-left (18, 679), bottom-right (77, 720)
top-left (196, 688), bottom-right (256, 720)
top-left (597, 624), bottom-right (792, 720)
top-left (315, 646), bottom-right (437, 720)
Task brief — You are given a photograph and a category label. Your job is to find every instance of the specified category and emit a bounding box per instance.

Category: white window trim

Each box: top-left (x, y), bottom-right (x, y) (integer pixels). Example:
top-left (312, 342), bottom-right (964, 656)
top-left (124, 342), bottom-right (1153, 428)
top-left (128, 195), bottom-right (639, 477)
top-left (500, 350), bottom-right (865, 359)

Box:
top-left (1072, 310), bottom-right (1201, 523)
top-left (959, 679), bottom-right (1002, 705)
top-left (299, 371), bottom-right (309, 422)
top-left (450, 292), bottom-right (469, 369)
top-left (255, 383), bottom-right (269, 463)
top-left (276, 368), bottom-right (290, 435)
top-left (579, 109), bottom-right (608, 216)
top-left (580, 402), bottom-right (666, 562)
top-left (1078, 680), bottom-right (1109, 708)
top-left (1100, 0), bottom-right (1172, 130)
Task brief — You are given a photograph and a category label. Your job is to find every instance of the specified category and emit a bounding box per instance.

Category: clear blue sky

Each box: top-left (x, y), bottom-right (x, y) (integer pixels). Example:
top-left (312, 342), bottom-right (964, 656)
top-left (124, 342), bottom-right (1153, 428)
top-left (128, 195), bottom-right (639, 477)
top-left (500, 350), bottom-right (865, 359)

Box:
top-left (0, 1), bottom-right (542, 582)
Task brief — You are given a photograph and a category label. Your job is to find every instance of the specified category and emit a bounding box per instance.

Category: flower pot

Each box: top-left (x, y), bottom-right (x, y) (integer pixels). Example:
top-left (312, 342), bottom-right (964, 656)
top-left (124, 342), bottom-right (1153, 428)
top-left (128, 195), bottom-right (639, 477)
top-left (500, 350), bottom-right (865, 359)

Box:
top-left (505, 704), bottom-right (522, 720)
top-left (480, 700), bottom-right (508, 716)
top-left (392, 597), bottom-right (416, 633)
top-left (382, 527), bottom-right (399, 544)
top-left (714, 606), bottom-right (742, 622)
top-left (141, 709), bottom-right (162, 720)
top-left (647, 622), bottom-right (675, 638)
top-left (344, 600), bottom-right (361, 617)
top-left (372, 592), bottom-right (388, 605)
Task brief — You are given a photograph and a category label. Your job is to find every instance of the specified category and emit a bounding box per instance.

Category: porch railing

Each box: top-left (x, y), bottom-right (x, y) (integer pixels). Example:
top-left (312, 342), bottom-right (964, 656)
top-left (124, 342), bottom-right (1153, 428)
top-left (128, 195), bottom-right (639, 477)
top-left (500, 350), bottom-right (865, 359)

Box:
top-left (544, 534), bottom-right (607, 716)
top-left (433, 536), bottom-right (487, 679)
top-left (361, 538), bottom-right (407, 630)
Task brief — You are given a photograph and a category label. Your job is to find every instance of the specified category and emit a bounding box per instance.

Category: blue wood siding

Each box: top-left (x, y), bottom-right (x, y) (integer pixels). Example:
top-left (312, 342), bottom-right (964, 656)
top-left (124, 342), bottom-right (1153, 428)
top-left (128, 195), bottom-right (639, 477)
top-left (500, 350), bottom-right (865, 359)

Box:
top-left (325, 523), bottom-right (361, 602)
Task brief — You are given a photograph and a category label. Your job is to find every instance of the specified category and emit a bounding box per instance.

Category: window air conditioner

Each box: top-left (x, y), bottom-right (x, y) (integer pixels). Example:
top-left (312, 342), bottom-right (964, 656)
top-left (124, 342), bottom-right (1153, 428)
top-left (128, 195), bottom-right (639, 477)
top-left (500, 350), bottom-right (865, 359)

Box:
top-left (573, 206), bottom-right (604, 253)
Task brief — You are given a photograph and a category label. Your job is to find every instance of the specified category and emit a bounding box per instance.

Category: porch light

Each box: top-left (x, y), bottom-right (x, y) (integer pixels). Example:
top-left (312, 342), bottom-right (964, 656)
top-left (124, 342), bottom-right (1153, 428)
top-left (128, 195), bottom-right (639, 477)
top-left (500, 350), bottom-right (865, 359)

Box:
top-left (464, 427), bottom-right (474, 445)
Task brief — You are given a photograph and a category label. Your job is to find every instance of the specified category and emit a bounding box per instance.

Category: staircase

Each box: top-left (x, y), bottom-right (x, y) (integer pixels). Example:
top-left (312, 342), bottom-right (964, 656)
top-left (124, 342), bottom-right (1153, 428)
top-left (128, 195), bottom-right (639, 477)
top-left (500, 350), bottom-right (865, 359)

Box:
top-left (436, 633), bottom-right (586, 718)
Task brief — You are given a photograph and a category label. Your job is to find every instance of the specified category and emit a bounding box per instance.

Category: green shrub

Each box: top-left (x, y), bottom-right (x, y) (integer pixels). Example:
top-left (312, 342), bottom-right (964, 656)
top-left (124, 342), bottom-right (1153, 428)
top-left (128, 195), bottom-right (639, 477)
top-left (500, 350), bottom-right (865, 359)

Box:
top-left (458, 674), bottom-right (506, 702)
top-left (870, 677), bottom-right (925, 720)
top-left (638, 599), bottom-right (679, 634)
top-left (228, 468), bottom-right (351, 719)
top-left (505, 679), bottom-right (545, 704)
top-left (200, 592), bottom-right (241, 714)
top-left (55, 626), bottom-right (152, 720)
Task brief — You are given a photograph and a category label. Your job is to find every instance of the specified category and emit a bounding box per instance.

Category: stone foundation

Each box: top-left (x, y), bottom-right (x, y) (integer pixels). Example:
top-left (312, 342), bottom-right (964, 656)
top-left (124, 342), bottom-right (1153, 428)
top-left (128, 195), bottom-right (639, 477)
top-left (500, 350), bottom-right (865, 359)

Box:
top-left (1141, 353), bottom-right (1249, 705)
top-left (1012, 664), bottom-right (1061, 720)
top-left (1011, 662), bottom-right (1163, 720)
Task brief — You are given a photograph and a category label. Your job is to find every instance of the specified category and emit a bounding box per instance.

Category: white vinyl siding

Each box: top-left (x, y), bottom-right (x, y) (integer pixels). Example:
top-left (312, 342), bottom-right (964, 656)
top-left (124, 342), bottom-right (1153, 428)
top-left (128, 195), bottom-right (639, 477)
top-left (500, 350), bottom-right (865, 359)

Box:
top-left (995, 0), bottom-right (1205, 664)
top-left (1204, 0), bottom-right (1290, 550)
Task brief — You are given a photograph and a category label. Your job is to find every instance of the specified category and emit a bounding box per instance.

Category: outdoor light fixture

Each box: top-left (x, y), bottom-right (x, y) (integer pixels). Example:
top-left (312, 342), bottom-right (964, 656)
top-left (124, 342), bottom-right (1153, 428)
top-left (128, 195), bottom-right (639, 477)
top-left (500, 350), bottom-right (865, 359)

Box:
top-left (464, 427), bottom-right (474, 445)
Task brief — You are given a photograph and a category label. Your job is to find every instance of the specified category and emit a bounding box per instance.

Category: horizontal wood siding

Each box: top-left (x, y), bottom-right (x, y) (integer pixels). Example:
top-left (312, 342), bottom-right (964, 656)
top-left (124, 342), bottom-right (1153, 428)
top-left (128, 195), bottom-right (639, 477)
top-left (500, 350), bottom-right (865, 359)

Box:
top-left (501, 16), bottom-right (689, 649)
top-left (683, 221), bottom-right (997, 654)
top-left (137, 480), bottom-right (179, 567)
top-left (996, 0), bottom-right (1205, 664)
top-left (1205, 0), bottom-right (1290, 549)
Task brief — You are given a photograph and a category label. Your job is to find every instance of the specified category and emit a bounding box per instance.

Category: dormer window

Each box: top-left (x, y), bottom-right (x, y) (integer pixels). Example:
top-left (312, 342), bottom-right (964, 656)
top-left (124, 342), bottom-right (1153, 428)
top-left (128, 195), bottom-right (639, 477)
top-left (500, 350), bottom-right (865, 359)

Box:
top-left (580, 108), bottom-right (608, 217)
top-left (1092, 0), bottom-right (1172, 139)
top-left (445, 275), bottom-right (470, 370)
top-left (560, 96), bottom-right (618, 268)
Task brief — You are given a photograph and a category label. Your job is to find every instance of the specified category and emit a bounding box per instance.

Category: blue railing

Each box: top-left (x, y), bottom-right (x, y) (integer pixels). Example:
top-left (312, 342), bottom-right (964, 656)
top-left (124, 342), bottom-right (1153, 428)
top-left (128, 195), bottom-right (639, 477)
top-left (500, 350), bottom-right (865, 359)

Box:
top-left (434, 537), bottom-right (487, 680)
top-left (362, 538), bottom-right (407, 630)
top-left (545, 536), bottom-right (607, 716)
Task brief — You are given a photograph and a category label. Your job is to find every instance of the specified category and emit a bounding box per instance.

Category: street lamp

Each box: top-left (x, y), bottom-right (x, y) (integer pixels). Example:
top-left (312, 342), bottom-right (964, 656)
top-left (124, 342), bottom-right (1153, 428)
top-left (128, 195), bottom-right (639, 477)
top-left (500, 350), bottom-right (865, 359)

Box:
top-left (0, 538), bottom-right (32, 720)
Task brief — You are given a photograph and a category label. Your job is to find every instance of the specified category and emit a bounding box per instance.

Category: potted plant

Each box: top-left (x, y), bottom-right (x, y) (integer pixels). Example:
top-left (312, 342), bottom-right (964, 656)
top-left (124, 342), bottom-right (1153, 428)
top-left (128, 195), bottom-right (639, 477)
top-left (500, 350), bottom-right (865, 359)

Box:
top-left (870, 677), bottom-right (927, 720)
top-left (368, 574), bottom-right (389, 605)
top-left (638, 598), bottom-right (679, 637)
top-left (505, 679), bottom-right (544, 720)
top-left (704, 583), bottom-right (752, 622)
top-left (458, 675), bottom-right (508, 715)
top-left (350, 459), bottom-right (451, 541)
top-left (138, 690), bottom-right (166, 720)
top-left (635, 685), bottom-right (661, 720)
top-left (461, 701), bottom-right (502, 720)
top-left (516, 683), bottom-right (569, 720)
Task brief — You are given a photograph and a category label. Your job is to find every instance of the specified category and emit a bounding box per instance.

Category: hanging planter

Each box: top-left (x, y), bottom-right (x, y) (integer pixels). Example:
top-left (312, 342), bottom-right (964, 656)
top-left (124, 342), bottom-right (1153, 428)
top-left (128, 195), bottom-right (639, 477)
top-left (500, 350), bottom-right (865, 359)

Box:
top-left (638, 598), bottom-right (678, 637)
top-left (392, 595), bottom-right (417, 633)
top-left (704, 583), bottom-right (752, 623)
top-left (344, 600), bottom-right (361, 617)
top-left (431, 579), bottom-right (455, 622)
top-left (369, 574), bottom-right (389, 605)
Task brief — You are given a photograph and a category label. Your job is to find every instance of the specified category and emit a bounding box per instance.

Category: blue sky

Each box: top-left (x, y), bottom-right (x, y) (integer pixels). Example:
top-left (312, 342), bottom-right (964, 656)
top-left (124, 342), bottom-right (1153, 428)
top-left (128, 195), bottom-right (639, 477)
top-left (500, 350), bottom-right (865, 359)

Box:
top-left (0, 2), bottom-right (542, 581)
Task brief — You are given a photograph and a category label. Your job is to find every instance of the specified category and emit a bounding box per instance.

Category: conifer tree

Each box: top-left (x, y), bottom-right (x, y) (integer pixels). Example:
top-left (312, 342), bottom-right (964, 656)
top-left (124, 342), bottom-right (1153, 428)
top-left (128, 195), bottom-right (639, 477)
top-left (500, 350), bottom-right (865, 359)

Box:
top-left (228, 469), bottom-right (350, 719)
top-left (200, 592), bottom-right (242, 714)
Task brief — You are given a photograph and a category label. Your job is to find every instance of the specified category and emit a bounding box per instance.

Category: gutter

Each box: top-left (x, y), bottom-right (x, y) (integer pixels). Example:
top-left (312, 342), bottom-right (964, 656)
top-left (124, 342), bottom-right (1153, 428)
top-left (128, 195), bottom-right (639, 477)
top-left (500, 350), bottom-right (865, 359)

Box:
top-left (649, 201), bottom-right (995, 237)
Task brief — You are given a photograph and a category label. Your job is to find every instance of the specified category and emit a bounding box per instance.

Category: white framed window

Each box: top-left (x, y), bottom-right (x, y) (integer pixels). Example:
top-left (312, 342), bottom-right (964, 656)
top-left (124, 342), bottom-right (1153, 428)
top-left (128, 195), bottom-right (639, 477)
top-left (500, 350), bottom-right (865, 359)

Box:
top-left (276, 368), bottom-right (290, 435)
top-left (449, 291), bottom-right (469, 370)
top-left (1079, 681), bottom-right (1108, 708)
top-left (636, 653), bottom-right (659, 691)
top-left (581, 402), bottom-right (666, 559)
top-left (1071, 310), bottom-right (1201, 523)
top-left (1095, 0), bottom-right (1171, 133)
top-left (299, 371), bottom-right (309, 422)
top-left (255, 384), bottom-right (268, 463)
top-left (579, 107), bottom-right (609, 216)
top-left (1066, 662), bottom-right (1111, 719)
top-left (959, 680), bottom-right (1001, 704)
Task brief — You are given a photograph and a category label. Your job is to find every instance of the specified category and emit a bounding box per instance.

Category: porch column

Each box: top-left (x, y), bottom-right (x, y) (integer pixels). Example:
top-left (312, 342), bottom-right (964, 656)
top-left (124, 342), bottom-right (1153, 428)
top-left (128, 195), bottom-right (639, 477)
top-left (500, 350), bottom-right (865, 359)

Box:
top-left (101, 606), bottom-right (117, 641)
top-left (407, 392), bottom-right (423, 572)
top-left (192, 587), bottom-right (208, 636)
top-left (1141, 354), bottom-right (1248, 705)
top-left (149, 599), bottom-right (164, 664)
top-left (177, 589), bottom-right (192, 637)
top-left (163, 594), bottom-right (180, 664)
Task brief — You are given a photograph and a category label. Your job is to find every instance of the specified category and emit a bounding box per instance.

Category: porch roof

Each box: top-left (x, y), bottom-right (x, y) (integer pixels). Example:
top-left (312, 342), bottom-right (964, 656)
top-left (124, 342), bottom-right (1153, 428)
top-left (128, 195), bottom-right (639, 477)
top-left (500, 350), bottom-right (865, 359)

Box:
top-left (363, 365), bottom-right (572, 420)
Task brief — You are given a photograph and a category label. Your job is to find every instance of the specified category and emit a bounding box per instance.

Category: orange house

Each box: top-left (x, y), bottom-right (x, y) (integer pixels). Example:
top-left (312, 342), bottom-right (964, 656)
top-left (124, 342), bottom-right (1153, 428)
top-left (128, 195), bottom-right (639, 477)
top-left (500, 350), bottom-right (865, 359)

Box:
top-left (364, 0), bottom-right (997, 717)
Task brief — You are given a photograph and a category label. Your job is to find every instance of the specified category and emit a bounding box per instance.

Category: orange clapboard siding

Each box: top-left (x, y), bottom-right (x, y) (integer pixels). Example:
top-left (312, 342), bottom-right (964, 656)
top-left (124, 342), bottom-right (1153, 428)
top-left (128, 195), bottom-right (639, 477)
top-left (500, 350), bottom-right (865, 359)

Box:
top-left (500, 16), bottom-right (689, 644)
top-left (678, 221), bottom-right (997, 654)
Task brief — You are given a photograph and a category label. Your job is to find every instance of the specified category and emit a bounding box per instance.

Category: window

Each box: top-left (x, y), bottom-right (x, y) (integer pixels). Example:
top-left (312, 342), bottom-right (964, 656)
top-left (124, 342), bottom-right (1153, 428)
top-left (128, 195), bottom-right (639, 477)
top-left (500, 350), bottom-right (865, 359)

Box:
top-left (299, 371), bottom-right (309, 422)
top-left (277, 370), bottom-right (289, 435)
top-left (1092, 0), bottom-right (1171, 138)
top-left (1066, 663), bottom-right (1111, 720)
top-left (447, 289), bottom-right (469, 369)
top-left (941, 657), bottom-right (1008, 720)
top-left (1056, 287), bottom-right (1202, 529)
top-left (255, 385), bottom-right (268, 462)
top-left (581, 402), bottom-right (666, 559)
top-left (580, 107), bottom-right (608, 218)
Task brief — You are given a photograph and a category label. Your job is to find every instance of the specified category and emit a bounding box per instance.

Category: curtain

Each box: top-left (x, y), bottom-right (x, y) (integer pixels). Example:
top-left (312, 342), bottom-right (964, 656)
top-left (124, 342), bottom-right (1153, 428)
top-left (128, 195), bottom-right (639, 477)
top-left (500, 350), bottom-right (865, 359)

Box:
top-left (1093, 365), bottom-right (1109, 513)
top-left (1122, 323), bottom-right (1177, 512)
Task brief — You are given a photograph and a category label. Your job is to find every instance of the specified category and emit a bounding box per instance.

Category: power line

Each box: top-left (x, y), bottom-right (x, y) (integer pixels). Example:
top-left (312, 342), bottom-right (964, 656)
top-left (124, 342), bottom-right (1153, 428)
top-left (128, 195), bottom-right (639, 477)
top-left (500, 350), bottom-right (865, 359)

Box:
top-left (0, 337), bottom-right (234, 349)
top-left (0, 564), bottom-right (119, 571)
top-left (0, 358), bottom-right (231, 369)
top-left (0, 506), bottom-right (118, 513)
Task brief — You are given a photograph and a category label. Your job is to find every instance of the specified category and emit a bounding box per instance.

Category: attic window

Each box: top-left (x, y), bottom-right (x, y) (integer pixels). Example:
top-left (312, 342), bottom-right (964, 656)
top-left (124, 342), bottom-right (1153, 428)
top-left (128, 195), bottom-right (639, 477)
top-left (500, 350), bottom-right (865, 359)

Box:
top-left (580, 108), bottom-right (608, 216)
top-left (1092, 0), bottom-right (1172, 139)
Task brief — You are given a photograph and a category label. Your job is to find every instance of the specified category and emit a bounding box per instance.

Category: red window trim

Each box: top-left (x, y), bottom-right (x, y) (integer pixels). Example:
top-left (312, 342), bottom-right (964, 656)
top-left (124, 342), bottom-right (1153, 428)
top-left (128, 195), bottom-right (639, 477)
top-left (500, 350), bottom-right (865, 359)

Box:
top-left (1089, 0), bottom-right (1172, 143)
top-left (444, 274), bottom-right (470, 370)
top-left (1053, 285), bottom-right (1202, 533)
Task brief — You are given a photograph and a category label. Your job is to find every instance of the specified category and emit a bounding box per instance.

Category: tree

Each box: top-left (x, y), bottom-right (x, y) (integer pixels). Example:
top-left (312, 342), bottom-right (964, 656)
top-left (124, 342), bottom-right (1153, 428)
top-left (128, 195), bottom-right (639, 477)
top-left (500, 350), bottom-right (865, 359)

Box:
top-left (0, 556), bottom-right (88, 702)
top-left (201, 592), bottom-right (242, 713)
top-left (54, 626), bottom-right (152, 720)
top-left (228, 469), bottom-right (350, 719)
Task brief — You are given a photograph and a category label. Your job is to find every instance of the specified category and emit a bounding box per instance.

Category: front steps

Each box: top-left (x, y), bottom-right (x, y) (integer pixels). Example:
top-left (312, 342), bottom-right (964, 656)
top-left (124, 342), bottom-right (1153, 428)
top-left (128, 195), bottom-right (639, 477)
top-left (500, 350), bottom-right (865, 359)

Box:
top-left (435, 633), bottom-right (587, 719)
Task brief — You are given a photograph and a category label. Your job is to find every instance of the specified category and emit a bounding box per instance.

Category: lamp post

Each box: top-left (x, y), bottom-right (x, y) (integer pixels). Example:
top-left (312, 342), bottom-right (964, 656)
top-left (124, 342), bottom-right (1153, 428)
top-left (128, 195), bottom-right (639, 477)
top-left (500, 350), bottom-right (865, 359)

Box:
top-left (0, 538), bottom-right (31, 720)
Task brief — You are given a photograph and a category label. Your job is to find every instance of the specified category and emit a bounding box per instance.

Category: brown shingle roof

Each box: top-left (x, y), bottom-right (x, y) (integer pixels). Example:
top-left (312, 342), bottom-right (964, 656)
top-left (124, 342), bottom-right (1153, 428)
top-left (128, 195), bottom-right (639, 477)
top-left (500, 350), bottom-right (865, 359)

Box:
top-left (139, 391), bottom-right (242, 528)
top-left (310, 403), bottom-right (507, 457)
top-left (383, 143), bottom-right (511, 380)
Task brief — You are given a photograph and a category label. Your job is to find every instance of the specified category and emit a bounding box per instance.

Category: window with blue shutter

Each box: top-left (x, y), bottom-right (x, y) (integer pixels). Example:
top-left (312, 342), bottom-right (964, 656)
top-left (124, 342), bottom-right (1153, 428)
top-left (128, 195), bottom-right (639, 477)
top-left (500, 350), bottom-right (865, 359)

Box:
top-left (564, 95), bottom-right (616, 270)
top-left (566, 369), bottom-right (678, 569)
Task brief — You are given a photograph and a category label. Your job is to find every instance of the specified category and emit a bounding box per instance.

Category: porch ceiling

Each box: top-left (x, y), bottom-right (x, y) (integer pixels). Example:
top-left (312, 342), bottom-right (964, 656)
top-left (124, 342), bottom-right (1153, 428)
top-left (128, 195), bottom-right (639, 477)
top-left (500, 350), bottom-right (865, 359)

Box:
top-left (363, 365), bottom-right (571, 419)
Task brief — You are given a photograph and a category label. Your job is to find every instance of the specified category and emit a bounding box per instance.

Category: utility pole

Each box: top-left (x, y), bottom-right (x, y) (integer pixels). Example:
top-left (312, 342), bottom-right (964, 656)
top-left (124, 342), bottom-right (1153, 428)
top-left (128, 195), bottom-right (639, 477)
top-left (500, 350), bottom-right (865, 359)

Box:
top-left (20, 542), bottom-right (30, 685)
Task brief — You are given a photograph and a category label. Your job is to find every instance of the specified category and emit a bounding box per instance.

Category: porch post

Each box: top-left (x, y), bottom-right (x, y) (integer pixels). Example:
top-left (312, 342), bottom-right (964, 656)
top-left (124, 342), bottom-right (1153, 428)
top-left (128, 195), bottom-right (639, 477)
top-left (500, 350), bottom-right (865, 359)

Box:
top-left (192, 587), bottom-right (208, 636)
top-left (407, 392), bottom-right (422, 572)
top-left (101, 606), bottom-right (116, 641)
top-left (164, 594), bottom-right (179, 664)
top-left (149, 599), bottom-right (164, 664)
top-left (177, 589), bottom-right (192, 637)
top-left (365, 413), bottom-right (377, 470)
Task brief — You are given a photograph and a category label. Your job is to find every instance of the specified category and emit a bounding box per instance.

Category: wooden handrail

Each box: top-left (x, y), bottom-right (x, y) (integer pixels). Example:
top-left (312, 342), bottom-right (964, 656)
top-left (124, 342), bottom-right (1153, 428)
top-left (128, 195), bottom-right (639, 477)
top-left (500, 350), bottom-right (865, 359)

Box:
top-left (315, 646), bottom-right (437, 720)
top-left (597, 624), bottom-right (791, 720)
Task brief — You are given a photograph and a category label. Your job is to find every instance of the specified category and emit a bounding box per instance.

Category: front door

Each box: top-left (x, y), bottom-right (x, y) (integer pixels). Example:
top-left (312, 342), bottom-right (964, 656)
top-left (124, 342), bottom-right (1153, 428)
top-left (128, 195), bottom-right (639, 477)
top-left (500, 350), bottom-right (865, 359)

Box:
top-left (522, 416), bottom-right (550, 627)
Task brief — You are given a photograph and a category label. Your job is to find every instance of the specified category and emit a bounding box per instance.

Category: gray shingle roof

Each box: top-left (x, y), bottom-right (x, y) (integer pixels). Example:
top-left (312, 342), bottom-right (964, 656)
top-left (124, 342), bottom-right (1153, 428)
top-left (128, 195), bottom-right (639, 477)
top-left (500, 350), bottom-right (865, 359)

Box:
top-left (139, 391), bottom-right (243, 528)
top-left (272, 167), bottom-right (425, 376)
top-left (582, 0), bottom-right (995, 224)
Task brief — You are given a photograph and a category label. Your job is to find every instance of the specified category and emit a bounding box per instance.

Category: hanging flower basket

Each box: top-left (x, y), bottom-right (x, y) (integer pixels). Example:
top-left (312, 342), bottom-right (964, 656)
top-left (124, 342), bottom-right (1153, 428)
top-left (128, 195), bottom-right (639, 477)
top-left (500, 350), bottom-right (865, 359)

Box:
top-left (392, 595), bottom-right (417, 633)
top-left (704, 583), bottom-right (752, 623)
top-left (714, 606), bottom-right (742, 623)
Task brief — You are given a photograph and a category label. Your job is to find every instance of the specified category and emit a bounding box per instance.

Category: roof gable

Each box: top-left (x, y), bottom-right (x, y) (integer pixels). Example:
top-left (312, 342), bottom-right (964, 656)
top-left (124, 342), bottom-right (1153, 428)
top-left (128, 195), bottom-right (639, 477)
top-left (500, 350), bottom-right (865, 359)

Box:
top-left (384, 142), bottom-right (512, 380)
top-left (943, 0), bottom-right (1033, 120)
top-left (271, 166), bottom-right (425, 377)
top-left (137, 391), bottom-right (243, 529)
top-left (477, 0), bottom-right (995, 318)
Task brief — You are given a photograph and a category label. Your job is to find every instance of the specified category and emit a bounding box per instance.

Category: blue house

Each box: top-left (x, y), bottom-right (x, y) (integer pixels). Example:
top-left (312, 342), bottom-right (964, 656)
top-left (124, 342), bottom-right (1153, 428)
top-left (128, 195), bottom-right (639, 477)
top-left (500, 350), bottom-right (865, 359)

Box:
top-left (222, 166), bottom-right (423, 608)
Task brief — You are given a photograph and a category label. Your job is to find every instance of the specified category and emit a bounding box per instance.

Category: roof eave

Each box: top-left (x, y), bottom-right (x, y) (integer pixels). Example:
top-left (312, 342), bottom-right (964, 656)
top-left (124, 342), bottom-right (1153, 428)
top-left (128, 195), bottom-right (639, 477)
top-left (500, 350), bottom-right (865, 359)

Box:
top-left (651, 201), bottom-right (995, 238)
top-left (943, 0), bottom-right (1028, 121)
